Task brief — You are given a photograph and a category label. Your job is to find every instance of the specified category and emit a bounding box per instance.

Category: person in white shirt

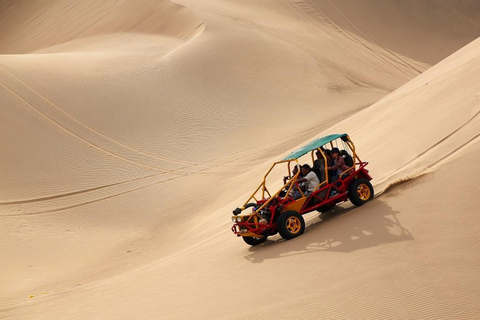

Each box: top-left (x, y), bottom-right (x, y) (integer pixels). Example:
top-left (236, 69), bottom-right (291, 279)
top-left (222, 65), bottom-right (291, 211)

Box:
top-left (297, 164), bottom-right (320, 194)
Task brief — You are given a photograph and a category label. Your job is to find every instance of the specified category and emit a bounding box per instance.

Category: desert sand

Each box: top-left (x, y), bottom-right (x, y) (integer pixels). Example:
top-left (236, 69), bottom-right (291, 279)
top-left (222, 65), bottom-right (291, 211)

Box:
top-left (1, 0), bottom-right (480, 319)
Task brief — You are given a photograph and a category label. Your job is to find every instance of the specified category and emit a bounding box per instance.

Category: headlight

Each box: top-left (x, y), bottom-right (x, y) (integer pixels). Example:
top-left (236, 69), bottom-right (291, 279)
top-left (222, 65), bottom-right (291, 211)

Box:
top-left (236, 216), bottom-right (242, 223)
top-left (231, 216), bottom-right (237, 223)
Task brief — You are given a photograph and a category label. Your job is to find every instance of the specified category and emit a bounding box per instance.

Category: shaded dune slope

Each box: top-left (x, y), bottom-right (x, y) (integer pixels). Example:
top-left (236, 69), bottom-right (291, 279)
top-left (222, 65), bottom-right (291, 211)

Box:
top-left (0, 0), bottom-right (204, 54)
top-left (304, 0), bottom-right (480, 64)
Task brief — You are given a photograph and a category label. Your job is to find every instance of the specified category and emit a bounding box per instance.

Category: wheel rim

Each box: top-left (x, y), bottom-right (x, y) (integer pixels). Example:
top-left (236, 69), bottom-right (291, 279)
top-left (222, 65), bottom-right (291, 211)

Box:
top-left (357, 183), bottom-right (371, 201)
top-left (286, 216), bottom-right (301, 234)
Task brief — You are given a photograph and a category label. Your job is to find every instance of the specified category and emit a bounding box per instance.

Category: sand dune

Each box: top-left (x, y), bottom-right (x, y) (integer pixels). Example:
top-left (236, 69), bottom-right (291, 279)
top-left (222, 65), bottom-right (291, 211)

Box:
top-left (1, 0), bottom-right (480, 319)
top-left (0, 0), bottom-right (204, 53)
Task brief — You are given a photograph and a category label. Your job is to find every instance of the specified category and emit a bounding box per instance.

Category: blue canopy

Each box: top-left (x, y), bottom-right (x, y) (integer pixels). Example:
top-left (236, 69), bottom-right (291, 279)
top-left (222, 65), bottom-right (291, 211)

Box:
top-left (282, 133), bottom-right (348, 160)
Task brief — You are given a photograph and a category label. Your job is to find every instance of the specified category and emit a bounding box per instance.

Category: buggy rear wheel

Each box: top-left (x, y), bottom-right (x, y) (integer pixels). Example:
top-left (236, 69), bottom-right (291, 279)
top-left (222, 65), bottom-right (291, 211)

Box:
top-left (242, 236), bottom-right (267, 246)
top-left (348, 179), bottom-right (374, 206)
top-left (277, 211), bottom-right (305, 240)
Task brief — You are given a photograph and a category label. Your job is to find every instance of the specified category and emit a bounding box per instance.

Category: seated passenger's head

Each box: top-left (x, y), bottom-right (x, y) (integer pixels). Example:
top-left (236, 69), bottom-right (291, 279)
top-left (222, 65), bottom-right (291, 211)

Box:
top-left (301, 164), bottom-right (311, 175)
top-left (331, 147), bottom-right (340, 158)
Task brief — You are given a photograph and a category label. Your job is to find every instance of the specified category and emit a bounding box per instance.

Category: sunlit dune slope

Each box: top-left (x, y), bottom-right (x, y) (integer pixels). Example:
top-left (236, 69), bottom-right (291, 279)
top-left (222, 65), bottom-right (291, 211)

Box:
top-left (321, 37), bottom-right (480, 193)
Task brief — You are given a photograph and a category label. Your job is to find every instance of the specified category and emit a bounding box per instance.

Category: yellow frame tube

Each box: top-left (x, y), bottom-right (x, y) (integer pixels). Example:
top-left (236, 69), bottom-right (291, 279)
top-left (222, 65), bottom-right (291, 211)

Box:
top-left (241, 159), bottom-right (300, 214)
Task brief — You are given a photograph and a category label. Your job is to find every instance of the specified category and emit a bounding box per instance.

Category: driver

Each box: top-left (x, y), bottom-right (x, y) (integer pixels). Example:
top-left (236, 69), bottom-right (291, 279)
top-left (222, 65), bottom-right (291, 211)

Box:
top-left (283, 165), bottom-right (301, 185)
top-left (284, 165), bottom-right (303, 199)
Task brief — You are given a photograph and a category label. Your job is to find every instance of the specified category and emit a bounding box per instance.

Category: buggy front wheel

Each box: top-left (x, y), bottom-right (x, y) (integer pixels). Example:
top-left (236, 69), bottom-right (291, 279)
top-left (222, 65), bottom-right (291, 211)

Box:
top-left (277, 211), bottom-right (305, 240)
top-left (242, 236), bottom-right (267, 246)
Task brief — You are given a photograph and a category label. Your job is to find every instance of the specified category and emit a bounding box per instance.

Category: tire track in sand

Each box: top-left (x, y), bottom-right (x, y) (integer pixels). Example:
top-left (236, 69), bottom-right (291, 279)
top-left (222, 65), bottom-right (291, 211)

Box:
top-left (0, 65), bottom-right (215, 172)
top-left (0, 65), bottom-right (320, 170)
top-left (286, 0), bottom-right (424, 78)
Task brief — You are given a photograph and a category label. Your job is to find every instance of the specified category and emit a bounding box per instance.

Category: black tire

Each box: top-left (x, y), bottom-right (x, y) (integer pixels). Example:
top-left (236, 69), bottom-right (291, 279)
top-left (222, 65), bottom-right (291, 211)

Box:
top-left (277, 211), bottom-right (305, 240)
top-left (348, 179), bottom-right (374, 206)
top-left (242, 236), bottom-right (267, 246)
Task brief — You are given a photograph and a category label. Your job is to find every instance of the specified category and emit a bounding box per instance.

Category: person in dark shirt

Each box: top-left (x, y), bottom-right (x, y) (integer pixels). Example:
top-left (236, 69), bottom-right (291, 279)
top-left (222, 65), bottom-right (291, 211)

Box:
top-left (328, 147), bottom-right (351, 182)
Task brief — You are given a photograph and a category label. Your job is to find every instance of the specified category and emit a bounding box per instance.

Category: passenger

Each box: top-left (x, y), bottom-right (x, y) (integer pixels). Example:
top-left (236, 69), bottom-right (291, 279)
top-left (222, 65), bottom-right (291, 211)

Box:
top-left (296, 164), bottom-right (320, 195)
top-left (340, 150), bottom-right (354, 167)
top-left (328, 147), bottom-right (351, 182)
top-left (312, 150), bottom-right (326, 183)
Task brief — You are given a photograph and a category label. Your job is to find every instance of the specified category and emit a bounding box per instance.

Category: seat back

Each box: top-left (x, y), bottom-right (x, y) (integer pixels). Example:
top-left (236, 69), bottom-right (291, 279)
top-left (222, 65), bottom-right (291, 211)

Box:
top-left (341, 150), bottom-right (354, 167)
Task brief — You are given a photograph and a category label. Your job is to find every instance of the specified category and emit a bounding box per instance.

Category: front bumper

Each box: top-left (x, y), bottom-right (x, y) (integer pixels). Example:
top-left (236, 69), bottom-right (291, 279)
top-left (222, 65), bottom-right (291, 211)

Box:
top-left (231, 223), bottom-right (266, 238)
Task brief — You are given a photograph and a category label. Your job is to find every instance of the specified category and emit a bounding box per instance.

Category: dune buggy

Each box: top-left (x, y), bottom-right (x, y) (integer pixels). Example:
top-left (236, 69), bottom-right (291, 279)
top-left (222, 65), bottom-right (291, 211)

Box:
top-left (231, 133), bottom-right (374, 246)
